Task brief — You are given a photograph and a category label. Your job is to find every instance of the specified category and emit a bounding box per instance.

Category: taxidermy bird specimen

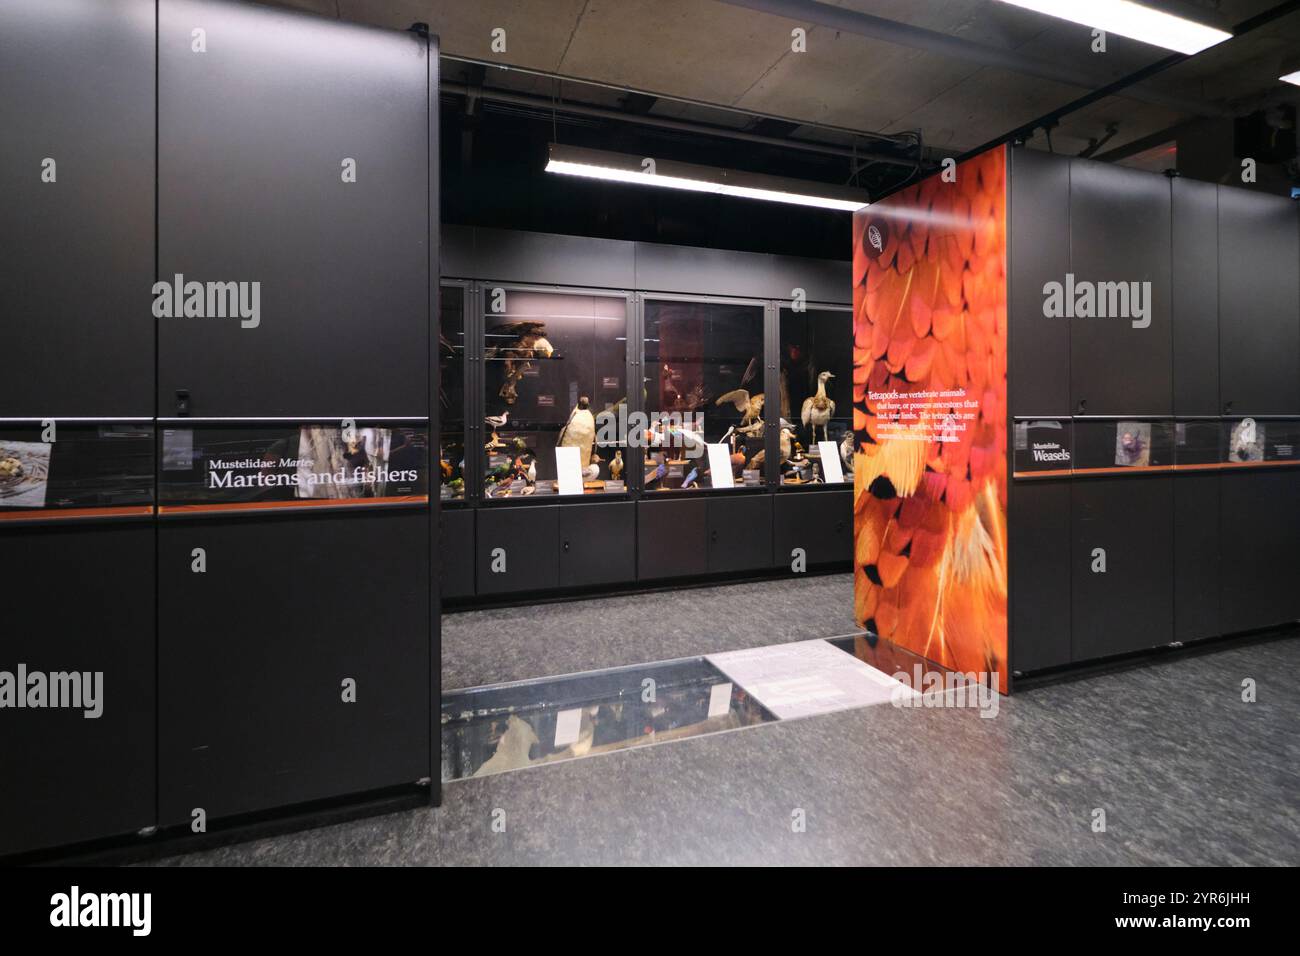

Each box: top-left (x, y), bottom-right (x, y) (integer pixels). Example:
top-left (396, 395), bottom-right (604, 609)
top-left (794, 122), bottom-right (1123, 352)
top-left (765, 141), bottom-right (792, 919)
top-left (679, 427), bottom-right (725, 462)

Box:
top-left (716, 389), bottom-right (765, 428)
top-left (840, 430), bottom-right (855, 474)
top-left (487, 322), bottom-right (557, 404)
top-left (801, 371), bottom-right (836, 444)
top-left (485, 411), bottom-right (509, 429)
top-left (558, 396), bottom-right (597, 467)
top-left (583, 462), bottom-right (601, 482)
top-left (525, 456), bottom-right (537, 485)
top-left (609, 450), bottom-right (624, 481)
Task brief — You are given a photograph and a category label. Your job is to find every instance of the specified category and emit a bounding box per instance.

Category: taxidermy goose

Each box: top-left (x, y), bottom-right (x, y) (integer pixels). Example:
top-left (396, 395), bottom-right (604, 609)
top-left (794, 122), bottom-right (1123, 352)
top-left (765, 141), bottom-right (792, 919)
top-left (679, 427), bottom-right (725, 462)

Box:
top-left (558, 396), bottom-right (597, 467)
top-left (801, 371), bottom-right (836, 444)
top-left (716, 389), bottom-right (765, 428)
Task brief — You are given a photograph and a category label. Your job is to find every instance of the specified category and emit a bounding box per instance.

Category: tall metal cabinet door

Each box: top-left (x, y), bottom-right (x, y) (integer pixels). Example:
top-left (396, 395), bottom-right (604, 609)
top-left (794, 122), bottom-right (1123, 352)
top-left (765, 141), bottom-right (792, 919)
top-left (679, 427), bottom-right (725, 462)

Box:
top-left (638, 498), bottom-right (708, 581)
top-left (1009, 481), bottom-right (1071, 672)
top-left (476, 506), bottom-right (559, 595)
top-left (559, 502), bottom-right (636, 589)
top-left (0, 0), bottom-right (154, 418)
top-left (1220, 470), bottom-right (1300, 633)
top-left (707, 495), bottom-right (773, 574)
top-left (157, 0), bottom-right (430, 417)
top-left (1068, 160), bottom-right (1173, 416)
top-left (158, 512), bottom-right (430, 826)
top-left (1071, 477), bottom-right (1173, 662)
top-left (1009, 147), bottom-right (1072, 416)
top-left (1171, 179), bottom-right (1220, 416)
top-left (1173, 473), bottom-right (1219, 642)
top-left (772, 490), bottom-right (851, 568)
top-left (1218, 188), bottom-right (1300, 415)
top-left (0, 525), bottom-right (155, 856)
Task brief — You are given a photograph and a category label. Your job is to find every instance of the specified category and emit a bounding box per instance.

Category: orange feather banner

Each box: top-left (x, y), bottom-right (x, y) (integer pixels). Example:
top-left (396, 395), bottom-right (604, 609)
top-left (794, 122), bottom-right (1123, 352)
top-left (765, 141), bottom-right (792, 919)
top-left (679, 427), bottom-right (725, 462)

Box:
top-left (852, 145), bottom-right (1008, 693)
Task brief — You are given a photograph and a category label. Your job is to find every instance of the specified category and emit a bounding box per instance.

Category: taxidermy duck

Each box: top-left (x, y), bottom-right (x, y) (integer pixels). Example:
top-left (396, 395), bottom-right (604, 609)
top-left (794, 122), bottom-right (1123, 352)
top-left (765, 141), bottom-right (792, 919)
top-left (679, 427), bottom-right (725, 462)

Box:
top-left (487, 322), bottom-right (557, 404)
top-left (801, 371), bottom-right (836, 444)
top-left (609, 450), bottom-right (624, 481)
top-left (716, 389), bottom-right (765, 428)
top-left (558, 396), bottom-right (597, 467)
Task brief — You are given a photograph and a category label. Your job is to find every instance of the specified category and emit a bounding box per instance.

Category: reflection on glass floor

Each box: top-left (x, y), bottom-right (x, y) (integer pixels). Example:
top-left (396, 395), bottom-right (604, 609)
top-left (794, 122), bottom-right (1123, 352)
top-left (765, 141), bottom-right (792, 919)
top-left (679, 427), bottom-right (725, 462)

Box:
top-left (442, 657), bottom-right (775, 781)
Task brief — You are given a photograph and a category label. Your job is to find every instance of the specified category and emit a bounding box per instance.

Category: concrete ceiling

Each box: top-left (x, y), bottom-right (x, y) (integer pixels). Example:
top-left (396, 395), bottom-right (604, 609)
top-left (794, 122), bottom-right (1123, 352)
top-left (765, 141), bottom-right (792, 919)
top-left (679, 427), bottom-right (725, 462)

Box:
top-left (265, 0), bottom-right (1300, 163)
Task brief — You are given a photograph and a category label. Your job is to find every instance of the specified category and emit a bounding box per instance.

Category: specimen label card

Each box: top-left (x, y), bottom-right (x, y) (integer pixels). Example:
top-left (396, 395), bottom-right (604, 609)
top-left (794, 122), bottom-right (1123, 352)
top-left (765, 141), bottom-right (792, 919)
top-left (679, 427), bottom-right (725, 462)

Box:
top-left (555, 446), bottom-right (584, 496)
top-left (708, 682), bottom-right (733, 719)
top-left (818, 441), bottom-right (844, 483)
top-left (706, 443), bottom-right (735, 489)
top-left (554, 708), bottom-right (582, 747)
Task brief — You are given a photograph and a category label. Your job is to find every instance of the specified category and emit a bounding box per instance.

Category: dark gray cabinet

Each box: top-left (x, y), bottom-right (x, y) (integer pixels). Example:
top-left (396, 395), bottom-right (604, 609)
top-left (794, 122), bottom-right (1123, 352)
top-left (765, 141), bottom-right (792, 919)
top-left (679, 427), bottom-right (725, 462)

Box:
top-left (560, 502), bottom-right (636, 588)
top-left (440, 508), bottom-right (475, 599)
top-left (773, 490), bottom-right (851, 568)
top-left (1009, 147), bottom-right (1071, 416)
top-left (1009, 481), bottom-right (1071, 671)
top-left (0, 525), bottom-right (155, 856)
top-left (1173, 473), bottom-right (1219, 642)
top-left (0, 0), bottom-right (155, 418)
top-left (1171, 178), bottom-right (1220, 416)
top-left (1219, 470), bottom-right (1300, 633)
top-left (476, 505), bottom-right (559, 595)
top-left (1071, 477), bottom-right (1173, 661)
top-left (1068, 160), bottom-right (1172, 416)
top-left (707, 495), bottom-right (773, 574)
top-left (1217, 188), bottom-right (1300, 415)
top-left (158, 512), bottom-right (430, 826)
top-left (157, 0), bottom-right (431, 417)
top-left (638, 498), bottom-right (708, 581)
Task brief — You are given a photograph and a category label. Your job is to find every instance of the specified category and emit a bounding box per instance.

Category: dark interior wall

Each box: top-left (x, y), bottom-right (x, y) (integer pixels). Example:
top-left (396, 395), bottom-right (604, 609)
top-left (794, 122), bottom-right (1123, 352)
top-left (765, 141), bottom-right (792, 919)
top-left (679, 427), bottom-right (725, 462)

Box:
top-left (1008, 146), bottom-right (1300, 675)
top-left (0, 0), bottom-right (437, 858)
top-left (439, 98), bottom-right (860, 262)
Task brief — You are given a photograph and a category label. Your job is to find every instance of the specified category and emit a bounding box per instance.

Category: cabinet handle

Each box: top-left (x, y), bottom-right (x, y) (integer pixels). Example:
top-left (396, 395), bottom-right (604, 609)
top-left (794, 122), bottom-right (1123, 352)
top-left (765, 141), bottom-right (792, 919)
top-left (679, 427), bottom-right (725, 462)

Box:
top-left (562, 540), bottom-right (570, 552)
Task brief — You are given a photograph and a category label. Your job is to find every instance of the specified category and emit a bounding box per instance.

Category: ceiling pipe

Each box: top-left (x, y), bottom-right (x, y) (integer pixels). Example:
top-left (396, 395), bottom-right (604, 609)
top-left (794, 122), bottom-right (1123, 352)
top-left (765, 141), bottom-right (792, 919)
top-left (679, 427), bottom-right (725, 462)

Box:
top-left (714, 0), bottom-right (1231, 118)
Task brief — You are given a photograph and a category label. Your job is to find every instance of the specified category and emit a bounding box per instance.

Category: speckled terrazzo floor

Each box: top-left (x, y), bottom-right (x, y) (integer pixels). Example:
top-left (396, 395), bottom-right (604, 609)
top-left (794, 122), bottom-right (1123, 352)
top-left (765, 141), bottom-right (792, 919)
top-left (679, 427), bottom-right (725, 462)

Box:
top-left (442, 572), bottom-right (857, 689)
top-left (145, 581), bottom-right (1299, 865)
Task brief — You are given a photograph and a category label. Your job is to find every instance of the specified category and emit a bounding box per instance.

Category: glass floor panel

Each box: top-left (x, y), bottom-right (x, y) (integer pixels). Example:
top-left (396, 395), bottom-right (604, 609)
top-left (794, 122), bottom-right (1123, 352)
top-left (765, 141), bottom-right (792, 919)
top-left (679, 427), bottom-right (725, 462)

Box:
top-left (442, 657), bottom-right (775, 781)
top-left (441, 634), bottom-right (970, 782)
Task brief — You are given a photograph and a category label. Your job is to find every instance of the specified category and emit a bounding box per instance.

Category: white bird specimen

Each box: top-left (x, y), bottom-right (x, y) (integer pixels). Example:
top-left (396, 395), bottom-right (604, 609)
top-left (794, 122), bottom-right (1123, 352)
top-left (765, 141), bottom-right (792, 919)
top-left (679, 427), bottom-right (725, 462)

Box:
top-left (801, 371), bottom-right (836, 444)
top-left (485, 411), bottom-right (509, 429)
top-left (526, 457), bottom-right (537, 484)
top-left (558, 396), bottom-right (597, 467)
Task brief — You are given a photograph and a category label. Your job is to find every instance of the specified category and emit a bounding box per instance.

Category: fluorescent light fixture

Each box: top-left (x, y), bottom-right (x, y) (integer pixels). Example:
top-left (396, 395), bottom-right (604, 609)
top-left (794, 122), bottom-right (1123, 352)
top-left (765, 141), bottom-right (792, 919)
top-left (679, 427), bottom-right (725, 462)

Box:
top-left (1281, 69), bottom-right (1300, 87)
top-left (545, 143), bottom-right (869, 212)
top-left (995, 0), bottom-right (1231, 56)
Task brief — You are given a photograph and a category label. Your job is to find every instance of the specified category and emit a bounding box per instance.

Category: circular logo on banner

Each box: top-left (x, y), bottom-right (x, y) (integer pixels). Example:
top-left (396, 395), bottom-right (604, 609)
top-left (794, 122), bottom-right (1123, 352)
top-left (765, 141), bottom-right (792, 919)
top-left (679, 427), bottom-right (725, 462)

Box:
top-left (863, 218), bottom-right (888, 259)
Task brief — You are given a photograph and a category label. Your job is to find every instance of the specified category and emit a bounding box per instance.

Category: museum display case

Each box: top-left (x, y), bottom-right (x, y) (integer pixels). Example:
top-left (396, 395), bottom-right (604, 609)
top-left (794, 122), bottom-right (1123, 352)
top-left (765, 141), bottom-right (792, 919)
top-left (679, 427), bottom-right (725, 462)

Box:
top-left (482, 287), bottom-right (630, 499)
top-left (643, 297), bottom-right (765, 491)
top-left (440, 285), bottom-right (467, 501)
top-left (434, 227), bottom-right (856, 602)
top-left (779, 306), bottom-right (853, 485)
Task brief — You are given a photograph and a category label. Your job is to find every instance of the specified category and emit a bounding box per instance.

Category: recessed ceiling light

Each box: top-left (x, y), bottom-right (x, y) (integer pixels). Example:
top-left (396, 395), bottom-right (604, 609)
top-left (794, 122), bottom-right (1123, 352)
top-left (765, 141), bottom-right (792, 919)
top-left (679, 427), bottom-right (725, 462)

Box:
top-left (1281, 70), bottom-right (1300, 87)
top-left (995, 0), bottom-right (1231, 56)
top-left (545, 144), bottom-right (870, 212)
